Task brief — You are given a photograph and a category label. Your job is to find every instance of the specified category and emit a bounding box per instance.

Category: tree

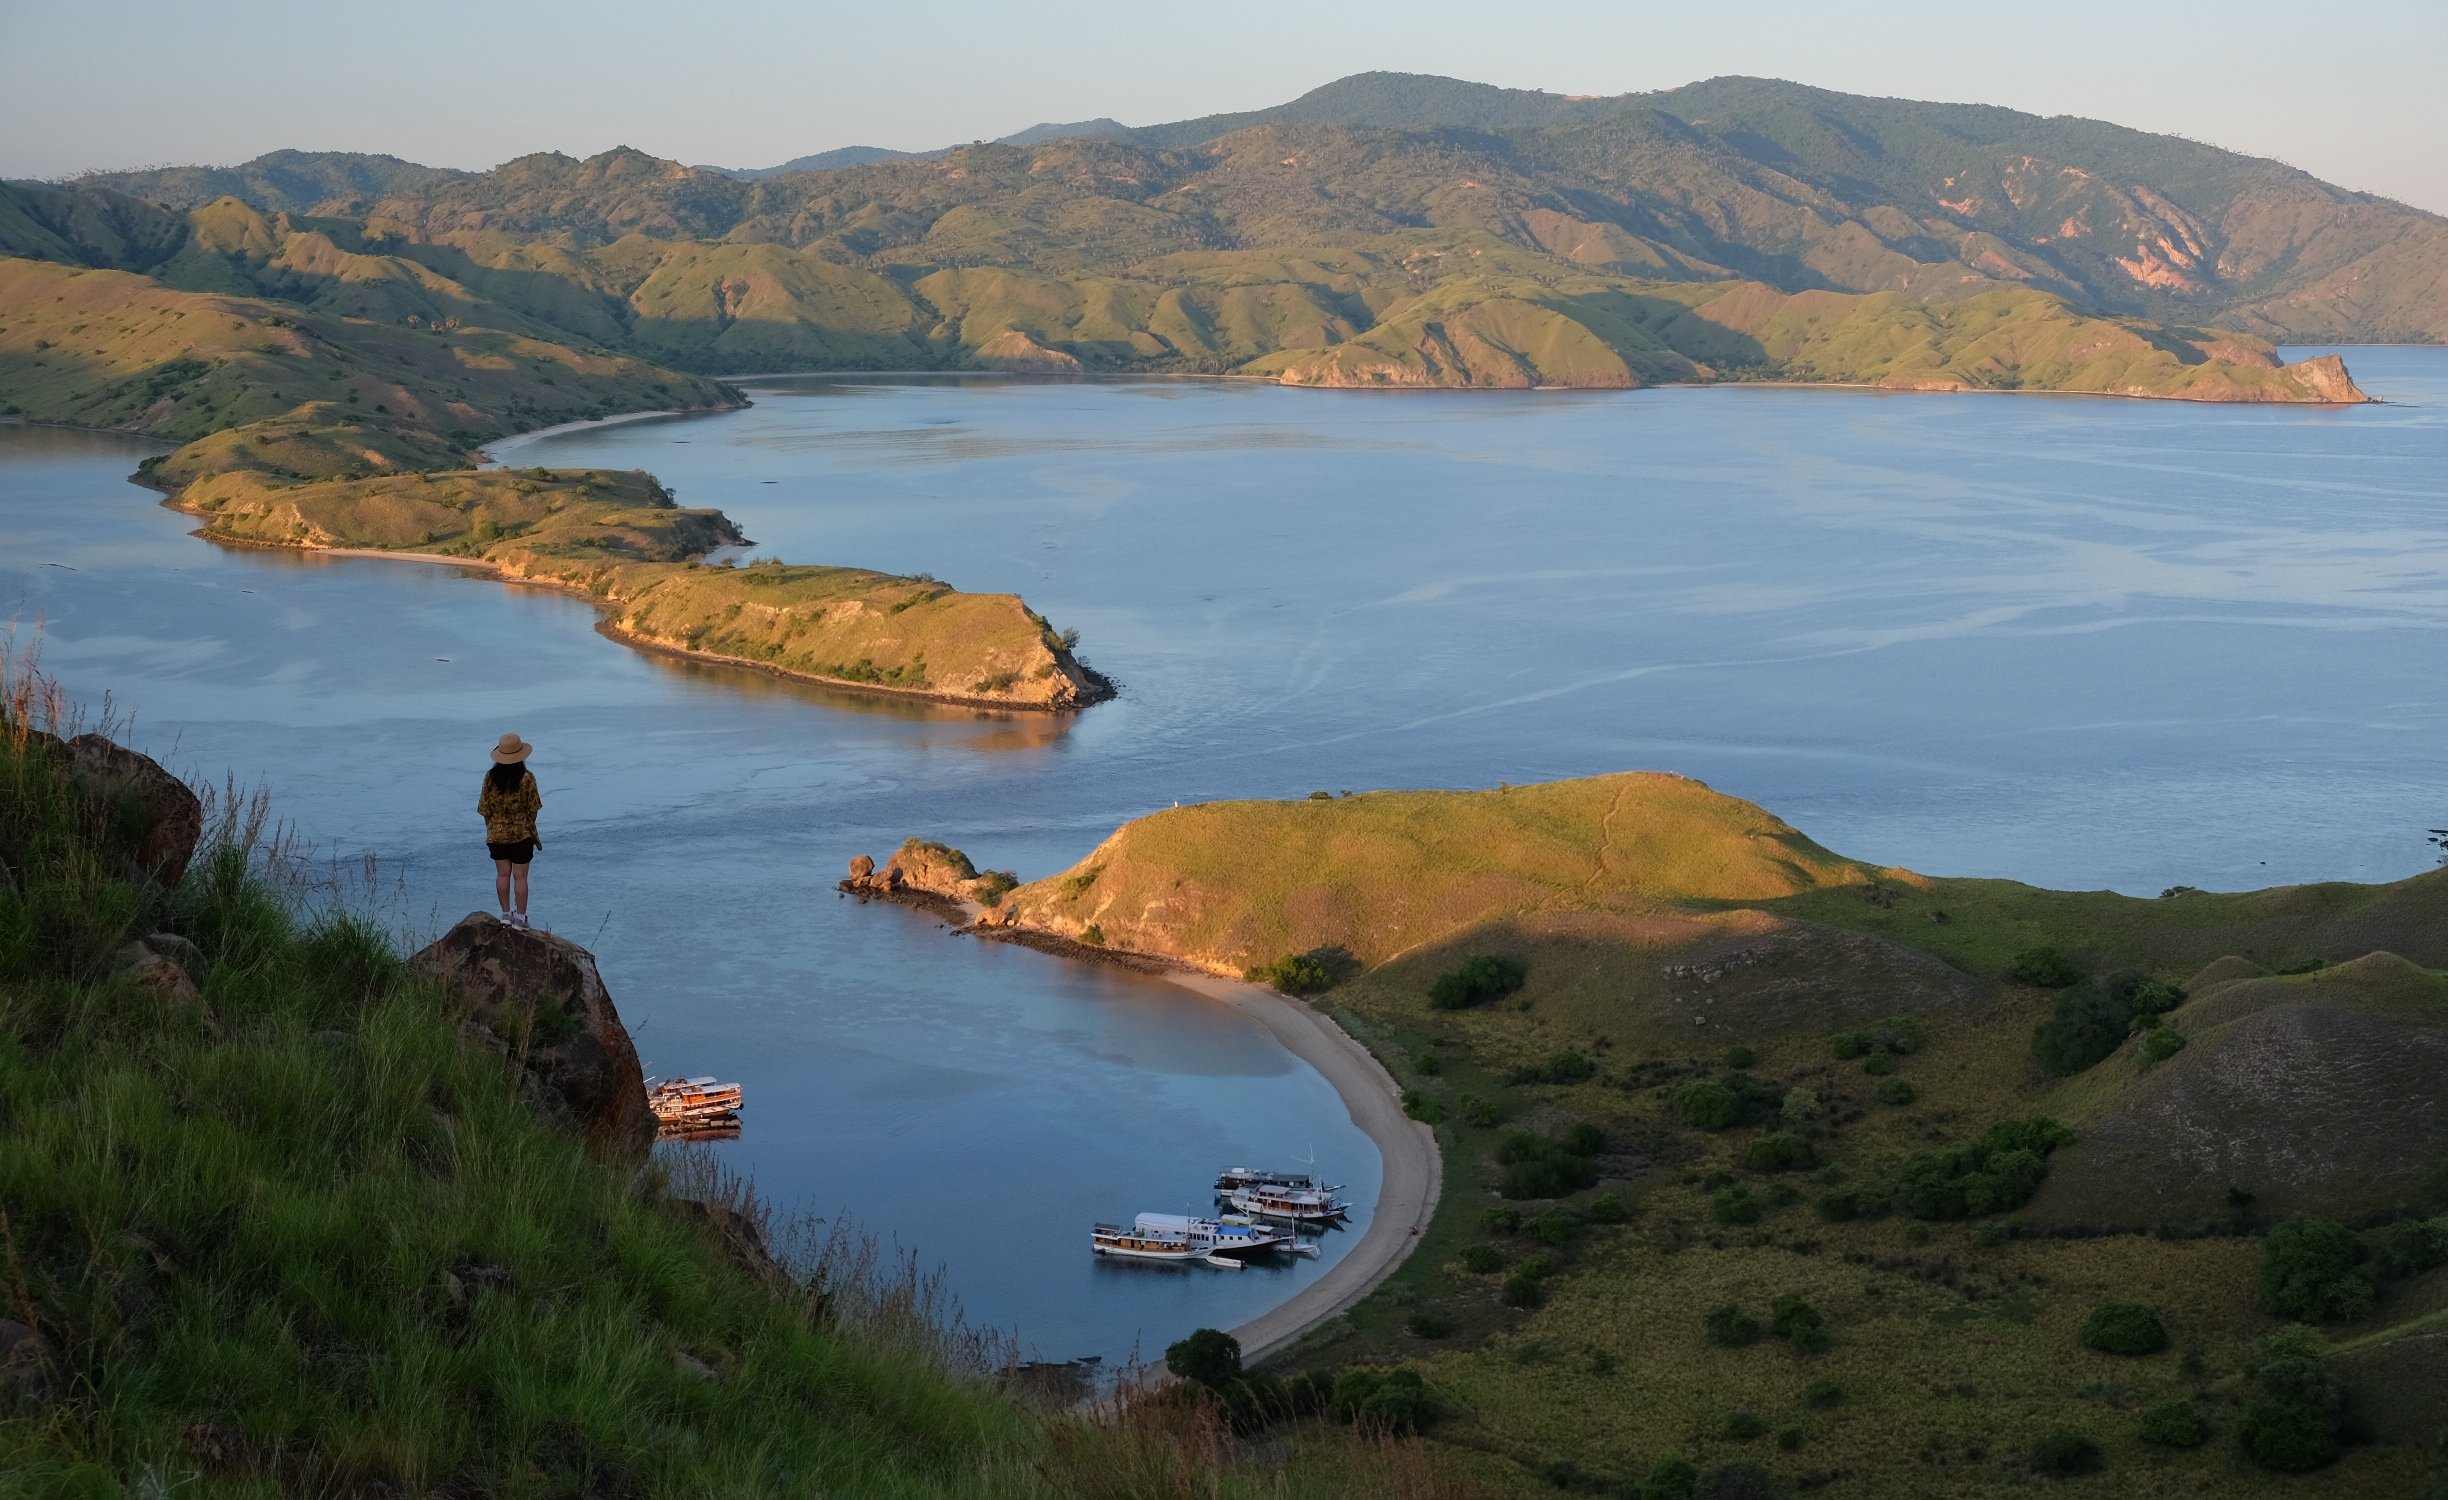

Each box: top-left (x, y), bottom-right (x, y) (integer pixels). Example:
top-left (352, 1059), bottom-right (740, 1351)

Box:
top-left (2258, 1221), bottom-right (2376, 1322)
top-left (1164, 1327), bottom-right (1242, 1388)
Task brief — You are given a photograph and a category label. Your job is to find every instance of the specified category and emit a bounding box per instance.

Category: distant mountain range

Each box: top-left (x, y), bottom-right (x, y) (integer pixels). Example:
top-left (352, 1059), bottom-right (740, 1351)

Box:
top-left (49, 72), bottom-right (2444, 346)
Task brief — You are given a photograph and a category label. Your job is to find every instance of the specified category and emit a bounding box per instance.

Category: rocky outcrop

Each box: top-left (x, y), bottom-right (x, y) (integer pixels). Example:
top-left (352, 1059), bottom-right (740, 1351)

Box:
top-left (2280, 353), bottom-right (2367, 405)
top-left (115, 933), bottom-right (203, 1005)
top-left (411, 913), bottom-right (653, 1163)
top-left (971, 328), bottom-right (1084, 373)
top-left (839, 839), bottom-right (1018, 914)
top-left (27, 732), bottom-right (203, 888)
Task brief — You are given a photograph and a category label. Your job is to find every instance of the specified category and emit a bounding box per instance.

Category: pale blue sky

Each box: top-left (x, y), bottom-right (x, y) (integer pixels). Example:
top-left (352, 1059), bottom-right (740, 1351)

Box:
top-left (5, 0), bottom-right (2444, 212)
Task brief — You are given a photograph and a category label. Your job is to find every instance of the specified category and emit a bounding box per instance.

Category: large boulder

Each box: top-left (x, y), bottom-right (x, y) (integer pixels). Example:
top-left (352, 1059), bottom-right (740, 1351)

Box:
top-left (411, 913), bottom-right (653, 1163)
top-left (26, 731), bottom-right (203, 888)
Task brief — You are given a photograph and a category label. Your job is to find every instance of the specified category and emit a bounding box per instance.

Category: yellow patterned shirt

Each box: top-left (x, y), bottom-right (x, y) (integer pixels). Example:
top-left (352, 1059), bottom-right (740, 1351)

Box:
top-left (478, 771), bottom-right (541, 843)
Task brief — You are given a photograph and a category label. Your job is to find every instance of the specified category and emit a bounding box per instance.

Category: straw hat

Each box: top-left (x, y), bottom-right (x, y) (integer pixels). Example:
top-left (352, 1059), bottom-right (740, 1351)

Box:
top-left (490, 732), bottom-right (533, 765)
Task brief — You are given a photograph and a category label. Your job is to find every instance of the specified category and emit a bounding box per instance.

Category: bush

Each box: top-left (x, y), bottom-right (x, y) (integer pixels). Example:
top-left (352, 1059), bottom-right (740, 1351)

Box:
top-left (1671, 1073), bottom-right (1780, 1130)
top-left (1480, 1206), bottom-right (1522, 1234)
top-left (1428, 953), bottom-right (1527, 1010)
top-left (1770, 1293), bottom-right (1825, 1349)
top-left (1898, 1117), bottom-right (2073, 1219)
top-left (1245, 949), bottom-right (1338, 995)
top-left (1875, 1076), bottom-right (1917, 1106)
top-left (1400, 1089), bottom-right (1444, 1124)
top-left (1587, 1192), bottom-right (1631, 1224)
top-left (1511, 1047), bottom-right (1597, 1085)
top-left (1457, 1092), bottom-right (1502, 1128)
top-left (2384, 1215), bottom-right (2448, 1274)
top-left (1331, 1367), bottom-right (1439, 1434)
top-left (1801, 1377), bottom-right (1844, 1408)
top-left (1501, 1270), bottom-right (1548, 1308)
top-left (2080, 1301), bottom-right (2169, 1355)
top-left (1744, 1133), bottom-right (1820, 1173)
top-left (2237, 1398), bottom-right (2337, 1472)
top-left (1703, 1303), bottom-right (1762, 1346)
top-left (1696, 1461), bottom-right (1779, 1499)
top-left (1079, 923), bottom-right (1105, 947)
top-left (1496, 1130), bottom-right (1603, 1199)
top-left (2138, 1399), bottom-right (2209, 1448)
top-left (1780, 1086), bottom-right (1820, 1127)
top-left (1561, 1121), bottom-right (1607, 1156)
top-left (2028, 1429), bottom-right (2104, 1477)
top-left (1723, 1045), bottom-right (1757, 1069)
top-left (2141, 1025), bottom-right (2186, 1062)
top-left (1523, 1207), bottom-right (1584, 1245)
top-left (1410, 1049), bottom-right (1441, 1077)
top-left (1718, 1409), bottom-right (1766, 1441)
top-left (1712, 1185), bottom-right (1762, 1225)
top-left (2259, 1220), bottom-right (2376, 1322)
top-left (1165, 1327), bottom-right (1243, 1388)
top-left (1640, 1457), bottom-right (1700, 1500)
top-left (1459, 1243), bottom-right (1504, 1274)
top-left (2032, 971), bottom-right (2188, 1076)
top-left (1404, 1311), bottom-right (1453, 1339)
top-left (2009, 946), bottom-right (2085, 988)
top-left (1860, 1050), bottom-right (1898, 1076)
top-left (1815, 1188), bottom-right (1870, 1222)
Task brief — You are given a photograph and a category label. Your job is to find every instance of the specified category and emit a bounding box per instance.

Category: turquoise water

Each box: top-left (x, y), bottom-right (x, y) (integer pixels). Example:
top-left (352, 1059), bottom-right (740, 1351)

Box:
top-left (5, 346), bottom-right (2442, 1358)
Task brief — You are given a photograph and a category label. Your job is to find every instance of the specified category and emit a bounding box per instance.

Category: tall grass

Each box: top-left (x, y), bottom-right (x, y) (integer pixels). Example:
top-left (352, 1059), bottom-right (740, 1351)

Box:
top-left (0, 656), bottom-right (1468, 1498)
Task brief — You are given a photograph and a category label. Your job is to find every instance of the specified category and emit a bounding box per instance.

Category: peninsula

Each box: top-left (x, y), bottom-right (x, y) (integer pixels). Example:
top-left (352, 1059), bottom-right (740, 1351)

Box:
top-left (879, 774), bottom-right (2448, 1494)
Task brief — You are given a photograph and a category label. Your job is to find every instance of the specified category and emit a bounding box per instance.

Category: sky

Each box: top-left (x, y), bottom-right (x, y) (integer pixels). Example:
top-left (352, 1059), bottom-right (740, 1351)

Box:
top-left (4, 0), bottom-right (2445, 213)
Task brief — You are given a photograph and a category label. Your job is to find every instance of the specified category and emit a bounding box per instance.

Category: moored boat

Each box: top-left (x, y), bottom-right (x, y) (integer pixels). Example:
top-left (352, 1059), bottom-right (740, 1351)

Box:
top-left (1214, 1164), bottom-right (1341, 1195)
top-left (1222, 1182), bottom-right (1350, 1224)
top-left (1090, 1220), bottom-right (1205, 1263)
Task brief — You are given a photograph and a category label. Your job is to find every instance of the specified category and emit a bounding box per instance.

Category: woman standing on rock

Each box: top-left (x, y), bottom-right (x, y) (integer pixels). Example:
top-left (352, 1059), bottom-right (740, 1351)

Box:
top-left (480, 733), bottom-right (542, 929)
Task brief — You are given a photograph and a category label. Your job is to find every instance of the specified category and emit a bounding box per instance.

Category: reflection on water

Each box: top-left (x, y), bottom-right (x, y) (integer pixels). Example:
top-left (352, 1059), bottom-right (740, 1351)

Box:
top-left (6, 351), bottom-right (2447, 1358)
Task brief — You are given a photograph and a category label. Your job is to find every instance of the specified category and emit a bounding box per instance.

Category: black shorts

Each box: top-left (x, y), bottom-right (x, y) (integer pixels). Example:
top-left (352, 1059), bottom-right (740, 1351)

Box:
top-left (487, 839), bottom-right (537, 865)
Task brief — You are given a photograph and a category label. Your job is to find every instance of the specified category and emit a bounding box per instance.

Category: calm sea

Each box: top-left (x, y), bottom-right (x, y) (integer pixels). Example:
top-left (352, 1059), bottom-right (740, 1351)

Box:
top-left (5, 346), bottom-right (2440, 1358)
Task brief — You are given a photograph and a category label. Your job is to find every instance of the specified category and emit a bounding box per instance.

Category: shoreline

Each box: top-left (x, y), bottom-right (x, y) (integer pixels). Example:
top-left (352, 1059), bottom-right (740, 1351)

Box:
top-left (847, 888), bottom-right (1441, 1367)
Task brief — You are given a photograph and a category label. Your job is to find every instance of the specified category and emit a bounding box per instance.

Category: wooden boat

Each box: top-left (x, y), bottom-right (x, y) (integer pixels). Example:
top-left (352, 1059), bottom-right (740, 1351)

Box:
top-left (1222, 1183), bottom-right (1350, 1224)
top-left (1091, 1212), bottom-right (1299, 1264)
top-left (1091, 1219), bottom-right (1207, 1263)
top-left (1214, 1164), bottom-right (1341, 1195)
top-left (647, 1075), bottom-right (743, 1137)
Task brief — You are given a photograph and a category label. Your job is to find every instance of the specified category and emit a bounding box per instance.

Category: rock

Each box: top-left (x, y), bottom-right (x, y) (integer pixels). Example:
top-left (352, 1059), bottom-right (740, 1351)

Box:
top-left (880, 838), bottom-right (975, 899)
top-left (673, 1349), bottom-right (721, 1382)
top-left (28, 731), bottom-right (204, 888)
top-left (410, 914), bottom-right (654, 1163)
top-left (676, 1198), bottom-right (791, 1296)
top-left (0, 1320), bottom-right (54, 1410)
top-left (847, 853), bottom-right (874, 882)
top-left (114, 942), bottom-right (199, 1006)
top-left (139, 931), bottom-right (206, 972)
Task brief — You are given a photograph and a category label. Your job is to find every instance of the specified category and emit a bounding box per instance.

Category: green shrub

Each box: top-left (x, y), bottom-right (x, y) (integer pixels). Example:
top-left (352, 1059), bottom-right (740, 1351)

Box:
top-left (1801, 1377), bottom-right (1844, 1409)
top-left (2080, 1301), bottom-right (2169, 1355)
top-left (1815, 1188), bottom-right (1869, 1222)
top-left (2383, 1215), bottom-right (2448, 1274)
top-left (1428, 953), bottom-right (1527, 1010)
top-left (1898, 1117), bottom-right (2073, 1219)
top-left (1586, 1192), bottom-right (1631, 1224)
top-left (1411, 1049), bottom-right (1442, 1077)
top-left (2032, 971), bottom-right (2188, 1076)
top-left (1712, 1185), bottom-right (1762, 1225)
top-left (2259, 1220), bottom-right (2376, 1322)
top-left (2141, 1025), bottom-right (2186, 1062)
top-left (1079, 923), bottom-right (1105, 947)
top-left (1671, 1073), bottom-right (1780, 1130)
top-left (2236, 1399), bottom-right (2337, 1472)
top-left (1561, 1121), bottom-right (1607, 1156)
top-left (1770, 1293), bottom-right (1825, 1350)
top-left (1511, 1046), bottom-right (1596, 1085)
top-left (1860, 1050), bottom-right (1898, 1076)
top-left (2028, 1429), bottom-right (2103, 1477)
top-left (1245, 949), bottom-right (1335, 994)
top-left (1774, 1425), bottom-right (1805, 1452)
top-left (1501, 1270), bottom-right (1548, 1308)
top-left (1722, 1045), bottom-right (1757, 1069)
top-left (1830, 1032), bottom-right (1868, 1060)
top-left (1165, 1327), bottom-right (1243, 1388)
top-left (1523, 1207), bottom-right (1584, 1245)
top-left (1744, 1133), bottom-right (1820, 1173)
top-left (1875, 1076), bottom-right (1917, 1106)
top-left (1457, 1092), bottom-right (1501, 1128)
top-left (1704, 1303), bottom-right (1762, 1346)
top-left (1400, 1090), bottom-right (1444, 1124)
top-left (1640, 1457), bottom-right (1700, 1500)
top-left (1495, 1130), bottom-right (1603, 1199)
top-left (2009, 946), bottom-right (2085, 988)
top-left (2138, 1399), bottom-right (2209, 1448)
top-left (1480, 1206), bottom-right (1522, 1234)
top-left (1718, 1410), bottom-right (1767, 1441)
top-left (1460, 1243), bottom-right (1504, 1274)
top-left (1405, 1311), bottom-right (1454, 1339)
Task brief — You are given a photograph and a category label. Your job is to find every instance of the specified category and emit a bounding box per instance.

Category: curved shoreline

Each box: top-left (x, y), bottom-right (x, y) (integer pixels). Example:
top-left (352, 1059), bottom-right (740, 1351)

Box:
top-left (853, 888), bottom-right (1441, 1366)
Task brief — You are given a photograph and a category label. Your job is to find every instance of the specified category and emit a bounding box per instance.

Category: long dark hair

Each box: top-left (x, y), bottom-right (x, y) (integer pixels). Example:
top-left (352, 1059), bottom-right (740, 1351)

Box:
top-left (486, 760), bottom-right (529, 792)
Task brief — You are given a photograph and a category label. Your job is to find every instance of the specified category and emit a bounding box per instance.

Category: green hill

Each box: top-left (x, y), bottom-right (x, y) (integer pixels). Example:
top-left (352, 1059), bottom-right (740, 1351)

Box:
top-left (944, 772), bottom-right (2448, 1495)
top-left (70, 72), bottom-right (2447, 344)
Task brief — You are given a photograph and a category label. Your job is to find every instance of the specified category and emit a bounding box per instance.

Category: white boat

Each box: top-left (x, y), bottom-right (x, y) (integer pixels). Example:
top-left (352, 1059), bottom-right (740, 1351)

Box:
top-left (1175, 1213), bottom-right (1294, 1258)
top-left (1223, 1183), bottom-right (1351, 1224)
top-left (1094, 1212), bottom-right (1301, 1264)
top-left (1090, 1220), bottom-right (1205, 1263)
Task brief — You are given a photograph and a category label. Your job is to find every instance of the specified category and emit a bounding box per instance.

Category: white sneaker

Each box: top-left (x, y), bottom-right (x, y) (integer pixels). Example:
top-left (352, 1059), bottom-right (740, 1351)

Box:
top-left (509, 912), bottom-right (530, 930)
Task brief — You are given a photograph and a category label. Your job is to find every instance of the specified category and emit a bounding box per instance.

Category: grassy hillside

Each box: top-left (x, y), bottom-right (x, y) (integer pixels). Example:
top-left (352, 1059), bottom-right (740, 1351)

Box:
top-left (72, 73), bottom-right (2448, 344)
top-left (0, 685), bottom-right (1498, 1496)
top-left (962, 773), bottom-right (2448, 1495)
